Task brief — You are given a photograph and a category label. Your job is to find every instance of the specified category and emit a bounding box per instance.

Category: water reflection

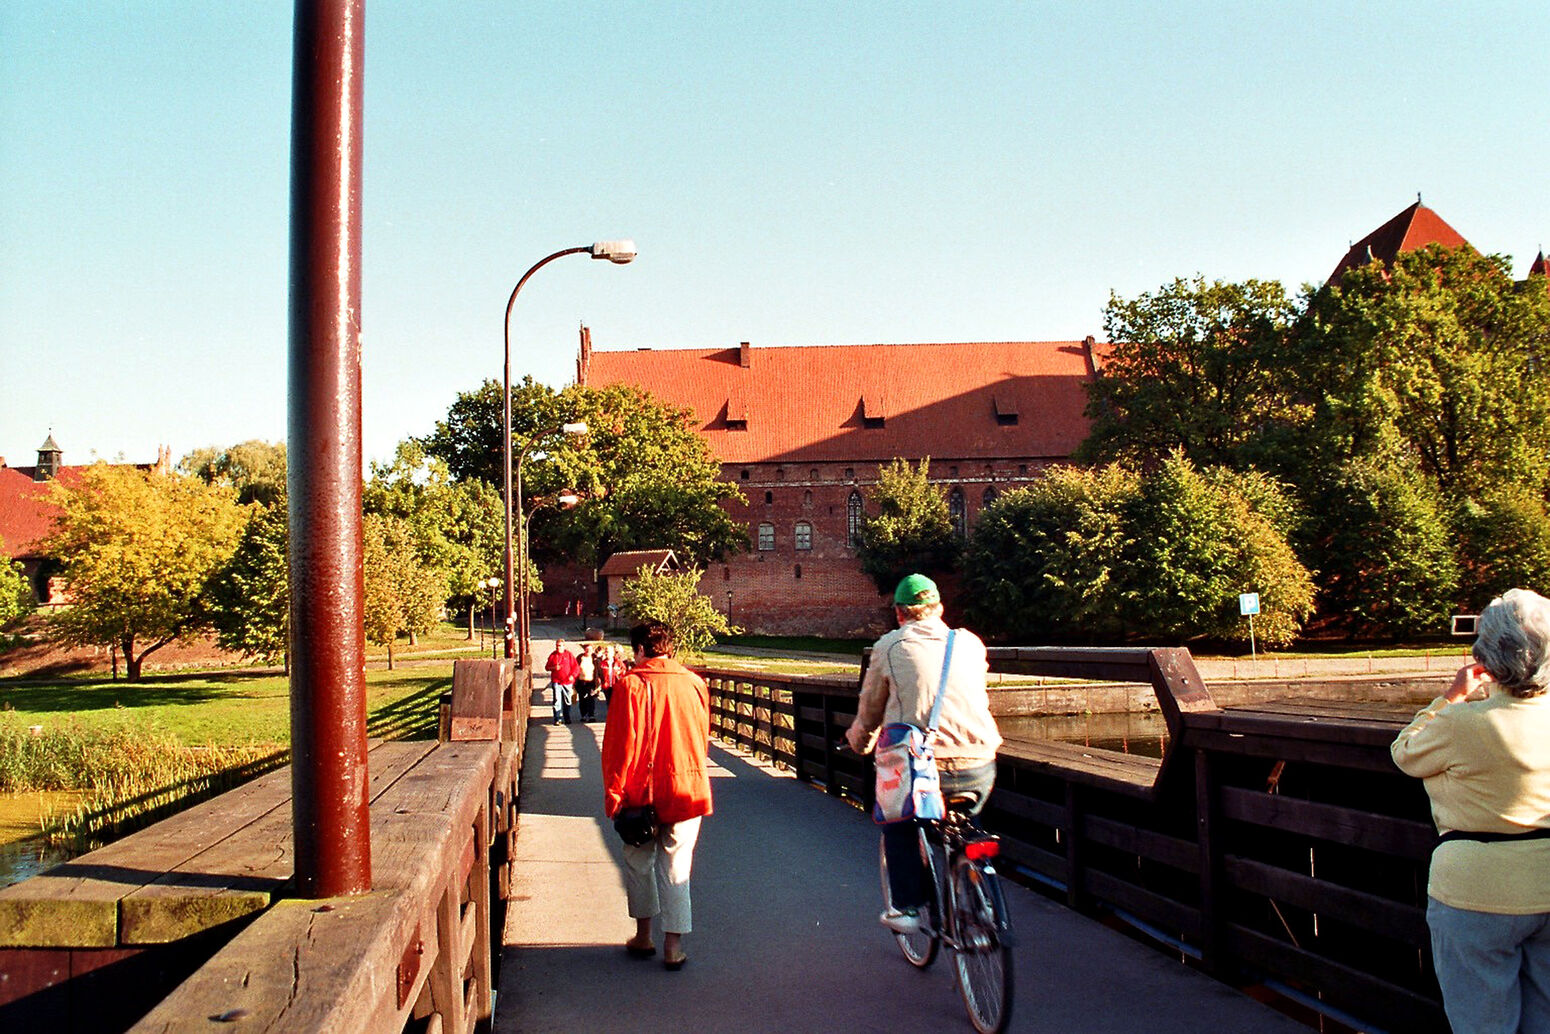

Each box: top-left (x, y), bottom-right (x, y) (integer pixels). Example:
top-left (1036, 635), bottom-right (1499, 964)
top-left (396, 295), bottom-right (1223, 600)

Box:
top-left (1, 838), bottom-right (69, 888)
top-left (999, 709), bottom-right (1169, 759)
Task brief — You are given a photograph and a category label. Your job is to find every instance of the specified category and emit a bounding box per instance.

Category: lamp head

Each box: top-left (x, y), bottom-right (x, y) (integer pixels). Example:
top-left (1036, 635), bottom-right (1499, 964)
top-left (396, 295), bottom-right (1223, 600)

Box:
top-left (556, 491), bottom-right (582, 509)
top-left (561, 421), bottom-right (589, 435)
top-left (590, 240), bottom-right (636, 264)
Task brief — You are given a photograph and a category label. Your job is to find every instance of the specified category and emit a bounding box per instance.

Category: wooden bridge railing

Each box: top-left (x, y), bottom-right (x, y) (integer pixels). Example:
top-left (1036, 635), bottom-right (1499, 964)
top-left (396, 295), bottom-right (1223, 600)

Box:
top-left (702, 646), bottom-right (1444, 1034)
top-left (0, 658), bottom-right (533, 1034)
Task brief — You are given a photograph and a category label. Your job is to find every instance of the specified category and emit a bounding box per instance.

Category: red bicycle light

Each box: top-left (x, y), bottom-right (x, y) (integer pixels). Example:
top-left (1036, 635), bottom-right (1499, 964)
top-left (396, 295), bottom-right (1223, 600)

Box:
top-left (964, 839), bottom-right (1000, 861)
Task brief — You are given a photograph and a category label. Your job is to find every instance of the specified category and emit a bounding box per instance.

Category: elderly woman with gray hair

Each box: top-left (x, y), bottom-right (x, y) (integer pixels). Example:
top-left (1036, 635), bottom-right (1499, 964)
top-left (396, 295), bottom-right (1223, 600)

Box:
top-left (1393, 588), bottom-right (1550, 1033)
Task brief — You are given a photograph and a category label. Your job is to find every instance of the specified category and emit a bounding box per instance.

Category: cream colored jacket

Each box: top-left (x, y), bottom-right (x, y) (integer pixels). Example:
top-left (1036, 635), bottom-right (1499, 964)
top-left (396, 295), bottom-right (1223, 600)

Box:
top-left (851, 617), bottom-right (1001, 771)
top-left (1392, 688), bottom-right (1550, 913)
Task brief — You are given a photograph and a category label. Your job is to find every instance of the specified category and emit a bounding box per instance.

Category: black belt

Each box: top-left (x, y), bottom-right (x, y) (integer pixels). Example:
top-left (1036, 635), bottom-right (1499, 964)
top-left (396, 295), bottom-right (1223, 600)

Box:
top-left (1437, 827), bottom-right (1550, 845)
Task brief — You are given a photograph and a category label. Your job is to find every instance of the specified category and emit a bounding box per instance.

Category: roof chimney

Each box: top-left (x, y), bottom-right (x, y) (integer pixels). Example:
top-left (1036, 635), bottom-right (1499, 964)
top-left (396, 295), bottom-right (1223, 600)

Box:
top-left (739, 341), bottom-right (751, 368)
top-left (577, 324), bottom-right (593, 385)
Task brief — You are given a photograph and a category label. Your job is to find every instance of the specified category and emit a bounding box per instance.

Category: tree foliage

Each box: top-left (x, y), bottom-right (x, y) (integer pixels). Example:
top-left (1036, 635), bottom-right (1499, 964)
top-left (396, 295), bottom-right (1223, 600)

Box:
top-left (180, 440), bottom-right (288, 506)
top-left (963, 457), bottom-right (1313, 647)
top-left (362, 513), bottom-right (448, 668)
top-left (857, 457), bottom-right (960, 595)
top-left (422, 379), bottom-right (747, 568)
top-left (0, 538), bottom-right (34, 627)
top-left (1081, 277), bottom-right (1300, 469)
top-left (1454, 485), bottom-right (1550, 612)
top-left (45, 465), bottom-right (245, 679)
top-left (208, 503), bottom-right (290, 664)
top-left (618, 565), bottom-right (735, 660)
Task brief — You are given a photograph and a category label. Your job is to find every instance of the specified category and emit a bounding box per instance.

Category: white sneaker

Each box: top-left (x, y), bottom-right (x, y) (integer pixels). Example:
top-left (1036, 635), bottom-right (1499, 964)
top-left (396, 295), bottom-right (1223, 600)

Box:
top-left (880, 907), bottom-right (921, 934)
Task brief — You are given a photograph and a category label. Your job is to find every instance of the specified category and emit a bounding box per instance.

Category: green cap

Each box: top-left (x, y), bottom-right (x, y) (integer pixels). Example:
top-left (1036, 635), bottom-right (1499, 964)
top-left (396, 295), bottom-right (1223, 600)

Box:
top-left (894, 573), bottom-right (940, 606)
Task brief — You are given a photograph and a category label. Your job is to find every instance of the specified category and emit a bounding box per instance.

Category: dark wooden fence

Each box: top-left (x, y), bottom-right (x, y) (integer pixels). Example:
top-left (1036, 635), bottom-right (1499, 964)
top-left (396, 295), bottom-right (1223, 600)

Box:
top-left (702, 647), bottom-right (1444, 1034)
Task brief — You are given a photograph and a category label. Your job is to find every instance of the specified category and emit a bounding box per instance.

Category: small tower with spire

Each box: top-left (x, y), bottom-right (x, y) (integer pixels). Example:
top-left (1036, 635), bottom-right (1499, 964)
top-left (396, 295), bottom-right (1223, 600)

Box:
top-left (34, 434), bottom-right (62, 482)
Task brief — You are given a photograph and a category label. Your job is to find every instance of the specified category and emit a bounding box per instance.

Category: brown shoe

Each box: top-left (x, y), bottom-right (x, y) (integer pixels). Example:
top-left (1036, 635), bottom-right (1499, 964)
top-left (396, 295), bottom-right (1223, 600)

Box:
top-left (625, 940), bottom-right (656, 959)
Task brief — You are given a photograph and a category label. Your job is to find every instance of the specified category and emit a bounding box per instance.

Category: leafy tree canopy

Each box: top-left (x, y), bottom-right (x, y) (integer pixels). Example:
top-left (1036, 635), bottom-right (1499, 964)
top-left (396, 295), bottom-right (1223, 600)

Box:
top-left (1081, 277), bottom-right (1301, 469)
top-left (180, 440), bottom-right (288, 505)
top-left (857, 457), bottom-right (960, 595)
top-left (618, 565), bottom-right (735, 660)
top-left (45, 465), bottom-right (245, 679)
top-left (208, 503), bottom-right (289, 664)
top-left (362, 513), bottom-right (448, 667)
top-left (0, 537), bottom-right (34, 627)
top-left (422, 379), bottom-right (747, 568)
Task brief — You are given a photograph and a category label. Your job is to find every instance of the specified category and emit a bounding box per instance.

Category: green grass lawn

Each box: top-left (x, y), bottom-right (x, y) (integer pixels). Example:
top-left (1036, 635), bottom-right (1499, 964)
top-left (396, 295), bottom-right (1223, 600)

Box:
top-left (0, 665), bottom-right (450, 746)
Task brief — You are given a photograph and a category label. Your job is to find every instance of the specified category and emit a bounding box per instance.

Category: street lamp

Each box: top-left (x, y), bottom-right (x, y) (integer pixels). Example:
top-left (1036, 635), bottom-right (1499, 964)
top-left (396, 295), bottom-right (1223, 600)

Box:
top-left (502, 240), bottom-right (635, 666)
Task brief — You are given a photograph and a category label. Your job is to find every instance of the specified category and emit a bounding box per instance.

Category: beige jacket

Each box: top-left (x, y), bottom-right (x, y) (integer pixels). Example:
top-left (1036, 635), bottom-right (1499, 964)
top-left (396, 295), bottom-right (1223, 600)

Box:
top-left (1392, 688), bottom-right (1550, 913)
top-left (850, 617), bottom-right (1001, 771)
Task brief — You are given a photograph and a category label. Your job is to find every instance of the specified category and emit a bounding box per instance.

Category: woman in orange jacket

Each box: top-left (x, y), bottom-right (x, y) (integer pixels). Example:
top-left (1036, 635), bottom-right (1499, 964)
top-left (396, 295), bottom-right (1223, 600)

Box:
top-left (601, 621), bottom-right (712, 970)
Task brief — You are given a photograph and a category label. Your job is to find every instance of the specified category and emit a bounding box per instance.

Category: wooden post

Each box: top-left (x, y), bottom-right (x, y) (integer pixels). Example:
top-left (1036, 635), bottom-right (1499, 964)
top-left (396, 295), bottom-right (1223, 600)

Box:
top-left (1195, 747), bottom-right (1226, 977)
top-left (1065, 782), bottom-right (1086, 911)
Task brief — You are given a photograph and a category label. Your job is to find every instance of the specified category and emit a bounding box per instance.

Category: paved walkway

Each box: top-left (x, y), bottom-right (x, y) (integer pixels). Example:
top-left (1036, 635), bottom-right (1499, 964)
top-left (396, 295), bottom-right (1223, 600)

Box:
top-left (494, 665), bottom-right (1310, 1033)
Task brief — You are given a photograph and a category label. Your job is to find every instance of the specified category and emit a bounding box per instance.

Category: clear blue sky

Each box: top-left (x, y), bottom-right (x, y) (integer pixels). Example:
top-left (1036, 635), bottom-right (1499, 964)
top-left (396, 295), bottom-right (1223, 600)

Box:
top-left (3, 2), bottom-right (1546, 471)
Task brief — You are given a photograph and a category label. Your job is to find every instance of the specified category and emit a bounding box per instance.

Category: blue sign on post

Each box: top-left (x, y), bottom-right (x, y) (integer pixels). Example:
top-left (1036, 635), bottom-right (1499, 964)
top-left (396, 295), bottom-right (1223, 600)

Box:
top-left (1239, 592), bottom-right (1260, 616)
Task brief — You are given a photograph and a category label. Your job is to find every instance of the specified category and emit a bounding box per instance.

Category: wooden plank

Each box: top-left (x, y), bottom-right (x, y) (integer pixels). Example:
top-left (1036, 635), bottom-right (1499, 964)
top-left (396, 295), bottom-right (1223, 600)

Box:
top-left (1083, 813), bottom-right (1199, 873)
top-left (1223, 854), bottom-right (1429, 947)
top-left (0, 763), bottom-right (295, 948)
top-left (1182, 726), bottom-right (1399, 773)
top-left (1225, 924), bottom-right (1447, 1033)
top-left (1084, 868), bottom-right (1204, 941)
top-left (118, 742), bottom-right (439, 946)
top-left (1220, 786), bottom-right (1436, 859)
top-left (999, 739), bottom-right (1160, 797)
top-left (450, 659), bottom-right (509, 741)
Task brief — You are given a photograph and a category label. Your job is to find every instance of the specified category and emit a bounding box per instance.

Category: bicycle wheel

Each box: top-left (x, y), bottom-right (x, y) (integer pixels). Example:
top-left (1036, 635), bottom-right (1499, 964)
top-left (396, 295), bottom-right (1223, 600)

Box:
top-left (951, 855), bottom-right (1014, 1034)
top-left (878, 828), bottom-right (939, 968)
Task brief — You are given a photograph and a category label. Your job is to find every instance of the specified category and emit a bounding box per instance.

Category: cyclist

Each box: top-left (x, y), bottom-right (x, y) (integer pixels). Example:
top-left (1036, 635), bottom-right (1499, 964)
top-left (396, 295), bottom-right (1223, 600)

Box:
top-left (846, 573), bottom-right (1003, 933)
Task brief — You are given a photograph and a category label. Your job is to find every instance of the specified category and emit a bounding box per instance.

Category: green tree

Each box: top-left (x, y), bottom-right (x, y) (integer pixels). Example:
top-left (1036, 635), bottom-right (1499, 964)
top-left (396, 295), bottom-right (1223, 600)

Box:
top-left (180, 440), bottom-right (288, 506)
top-left (364, 440), bottom-right (507, 636)
top-left (45, 465), bottom-right (245, 679)
top-left (1119, 454), bottom-right (1314, 646)
top-left (423, 379), bottom-right (747, 568)
top-left (857, 457), bottom-right (960, 595)
top-left (208, 503), bottom-right (290, 666)
top-left (618, 565), bottom-right (736, 660)
top-left (962, 465), bottom-right (1138, 641)
top-left (1301, 456), bottom-right (1459, 637)
top-left (1081, 277), bottom-right (1300, 469)
top-left (1292, 245), bottom-right (1550, 500)
top-left (0, 538), bottom-right (35, 626)
top-left (362, 513), bottom-right (448, 668)
top-left (1454, 485), bottom-right (1550, 612)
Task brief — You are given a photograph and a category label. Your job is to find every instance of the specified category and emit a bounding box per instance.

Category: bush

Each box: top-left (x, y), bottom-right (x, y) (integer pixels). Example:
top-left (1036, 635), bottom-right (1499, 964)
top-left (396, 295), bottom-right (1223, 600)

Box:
top-left (618, 565), bottom-right (736, 659)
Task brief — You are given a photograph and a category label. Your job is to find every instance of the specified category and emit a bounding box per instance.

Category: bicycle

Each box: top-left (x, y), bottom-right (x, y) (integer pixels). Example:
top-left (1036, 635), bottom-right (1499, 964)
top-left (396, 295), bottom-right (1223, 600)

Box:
top-left (880, 794), bottom-right (1016, 1034)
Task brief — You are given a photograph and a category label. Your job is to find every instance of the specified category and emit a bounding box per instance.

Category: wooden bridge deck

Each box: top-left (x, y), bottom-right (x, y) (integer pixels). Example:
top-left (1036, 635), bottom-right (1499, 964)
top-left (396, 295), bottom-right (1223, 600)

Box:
top-left (495, 700), bottom-right (1310, 1034)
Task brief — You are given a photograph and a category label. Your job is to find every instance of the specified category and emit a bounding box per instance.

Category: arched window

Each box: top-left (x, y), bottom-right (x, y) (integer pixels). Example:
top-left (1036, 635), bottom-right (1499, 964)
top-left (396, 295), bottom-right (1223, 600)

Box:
top-left (949, 487), bottom-right (966, 539)
top-left (764, 490), bottom-right (773, 504)
top-left (983, 486), bottom-right (998, 508)
top-left (757, 522), bottom-right (775, 551)
top-left (847, 491), bottom-right (863, 548)
top-left (803, 489), bottom-right (813, 507)
top-left (794, 521), bottom-right (813, 551)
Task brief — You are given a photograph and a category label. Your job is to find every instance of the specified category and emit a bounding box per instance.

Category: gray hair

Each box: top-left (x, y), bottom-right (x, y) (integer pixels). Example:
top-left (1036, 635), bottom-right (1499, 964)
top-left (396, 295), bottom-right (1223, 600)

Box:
top-left (1473, 588), bottom-right (1550, 698)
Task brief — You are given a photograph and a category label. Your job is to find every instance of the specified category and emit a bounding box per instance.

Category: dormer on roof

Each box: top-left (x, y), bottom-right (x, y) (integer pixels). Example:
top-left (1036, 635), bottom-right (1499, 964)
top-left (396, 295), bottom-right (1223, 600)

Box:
top-left (1328, 200), bottom-right (1470, 285)
top-left (35, 434), bottom-right (61, 482)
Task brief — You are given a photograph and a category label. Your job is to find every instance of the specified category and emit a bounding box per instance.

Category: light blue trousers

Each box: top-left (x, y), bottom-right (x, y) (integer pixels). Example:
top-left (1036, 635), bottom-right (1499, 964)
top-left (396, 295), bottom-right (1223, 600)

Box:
top-left (1428, 897), bottom-right (1550, 1033)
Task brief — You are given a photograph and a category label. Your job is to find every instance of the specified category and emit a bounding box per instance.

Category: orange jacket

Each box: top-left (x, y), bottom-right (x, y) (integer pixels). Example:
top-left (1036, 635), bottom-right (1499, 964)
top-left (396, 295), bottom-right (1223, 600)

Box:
top-left (601, 656), bottom-right (713, 824)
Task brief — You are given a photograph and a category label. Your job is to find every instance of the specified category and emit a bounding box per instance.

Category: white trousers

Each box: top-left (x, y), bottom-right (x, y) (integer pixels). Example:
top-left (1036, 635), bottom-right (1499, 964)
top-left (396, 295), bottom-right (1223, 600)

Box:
top-left (622, 816), bottom-right (702, 934)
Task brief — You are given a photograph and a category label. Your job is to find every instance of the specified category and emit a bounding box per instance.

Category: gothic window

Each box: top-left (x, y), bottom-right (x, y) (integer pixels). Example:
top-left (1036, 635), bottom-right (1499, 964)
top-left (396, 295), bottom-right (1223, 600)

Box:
top-left (795, 521), bottom-right (813, 551)
top-left (794, 564), bottom-right (802, 579)
top-left (949, 487), bottom-right (966, 539)
top-left (983, 486), bottom-right (998, 508)
top-left (847, 491), bottom-right (863, 548)
top-left (758, 522), bottom-right (775, 551)
top-left (803, 489), bottom-right (813, 507)
top-left (764, 490), bottom-right (773, 504)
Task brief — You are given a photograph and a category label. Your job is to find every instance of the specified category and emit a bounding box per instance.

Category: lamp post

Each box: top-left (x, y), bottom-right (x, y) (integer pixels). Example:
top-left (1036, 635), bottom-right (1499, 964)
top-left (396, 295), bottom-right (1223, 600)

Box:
top-left (503, 240), bottom-right (635, 666)
top-left (510, 426), bottom-right (589, 668)
top-left (485, 577), bottom-right (501, 659)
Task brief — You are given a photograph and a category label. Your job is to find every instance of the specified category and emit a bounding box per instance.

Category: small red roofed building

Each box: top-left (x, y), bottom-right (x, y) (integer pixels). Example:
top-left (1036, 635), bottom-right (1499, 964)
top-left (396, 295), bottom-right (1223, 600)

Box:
top-left (576, 330), bottom-right (1104, 634)
top-left (1328, 199), bottom-right (1471, 285)
top-left (597, 549), bottom-right (680, 621)
top-left (0, 436), bottom-right (172, 607)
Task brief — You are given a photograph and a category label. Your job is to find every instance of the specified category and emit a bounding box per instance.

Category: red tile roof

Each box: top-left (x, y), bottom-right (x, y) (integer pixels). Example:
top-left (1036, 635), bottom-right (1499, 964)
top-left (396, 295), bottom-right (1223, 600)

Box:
top-left (1328, 201), bottom-right (1470, 284)
top-left (1530, 252), bottom-right (1549, 283)
top-left (598, 549), bottom-right (678, 577)
top-left (581, 340), bottom-right (1102, 465)
top-left (0, 466), bottom-right (83, 559)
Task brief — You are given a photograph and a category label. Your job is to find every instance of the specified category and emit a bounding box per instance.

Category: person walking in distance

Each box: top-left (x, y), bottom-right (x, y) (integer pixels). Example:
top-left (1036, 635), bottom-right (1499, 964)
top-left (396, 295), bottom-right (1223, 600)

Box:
top-left (846, 574), bottom-right (1002, 933)
top-left (576, 644), bottom-right (599, 722)
top-left (544, 639), bottom-right (578, 726)
top-left (601, 622), bottom-right (712, 970)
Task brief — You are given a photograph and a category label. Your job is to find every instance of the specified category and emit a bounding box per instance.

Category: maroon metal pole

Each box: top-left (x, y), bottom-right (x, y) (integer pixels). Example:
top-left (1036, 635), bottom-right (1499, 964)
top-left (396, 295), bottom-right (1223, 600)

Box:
top-left (287, 0), bottom-right (371, 898)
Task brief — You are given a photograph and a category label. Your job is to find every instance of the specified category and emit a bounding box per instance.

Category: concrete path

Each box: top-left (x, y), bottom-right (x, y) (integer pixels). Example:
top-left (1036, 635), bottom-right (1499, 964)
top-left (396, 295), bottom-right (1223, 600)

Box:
top-left (494, 672), bottom-right (1310, 1034)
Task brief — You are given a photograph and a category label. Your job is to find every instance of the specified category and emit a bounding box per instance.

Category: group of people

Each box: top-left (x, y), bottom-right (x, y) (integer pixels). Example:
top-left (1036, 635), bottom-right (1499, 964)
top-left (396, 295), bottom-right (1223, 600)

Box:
top-left (549, 575), bottom-right (1550, 1032)
top-left (543, 639), bottom-right (628, 725)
